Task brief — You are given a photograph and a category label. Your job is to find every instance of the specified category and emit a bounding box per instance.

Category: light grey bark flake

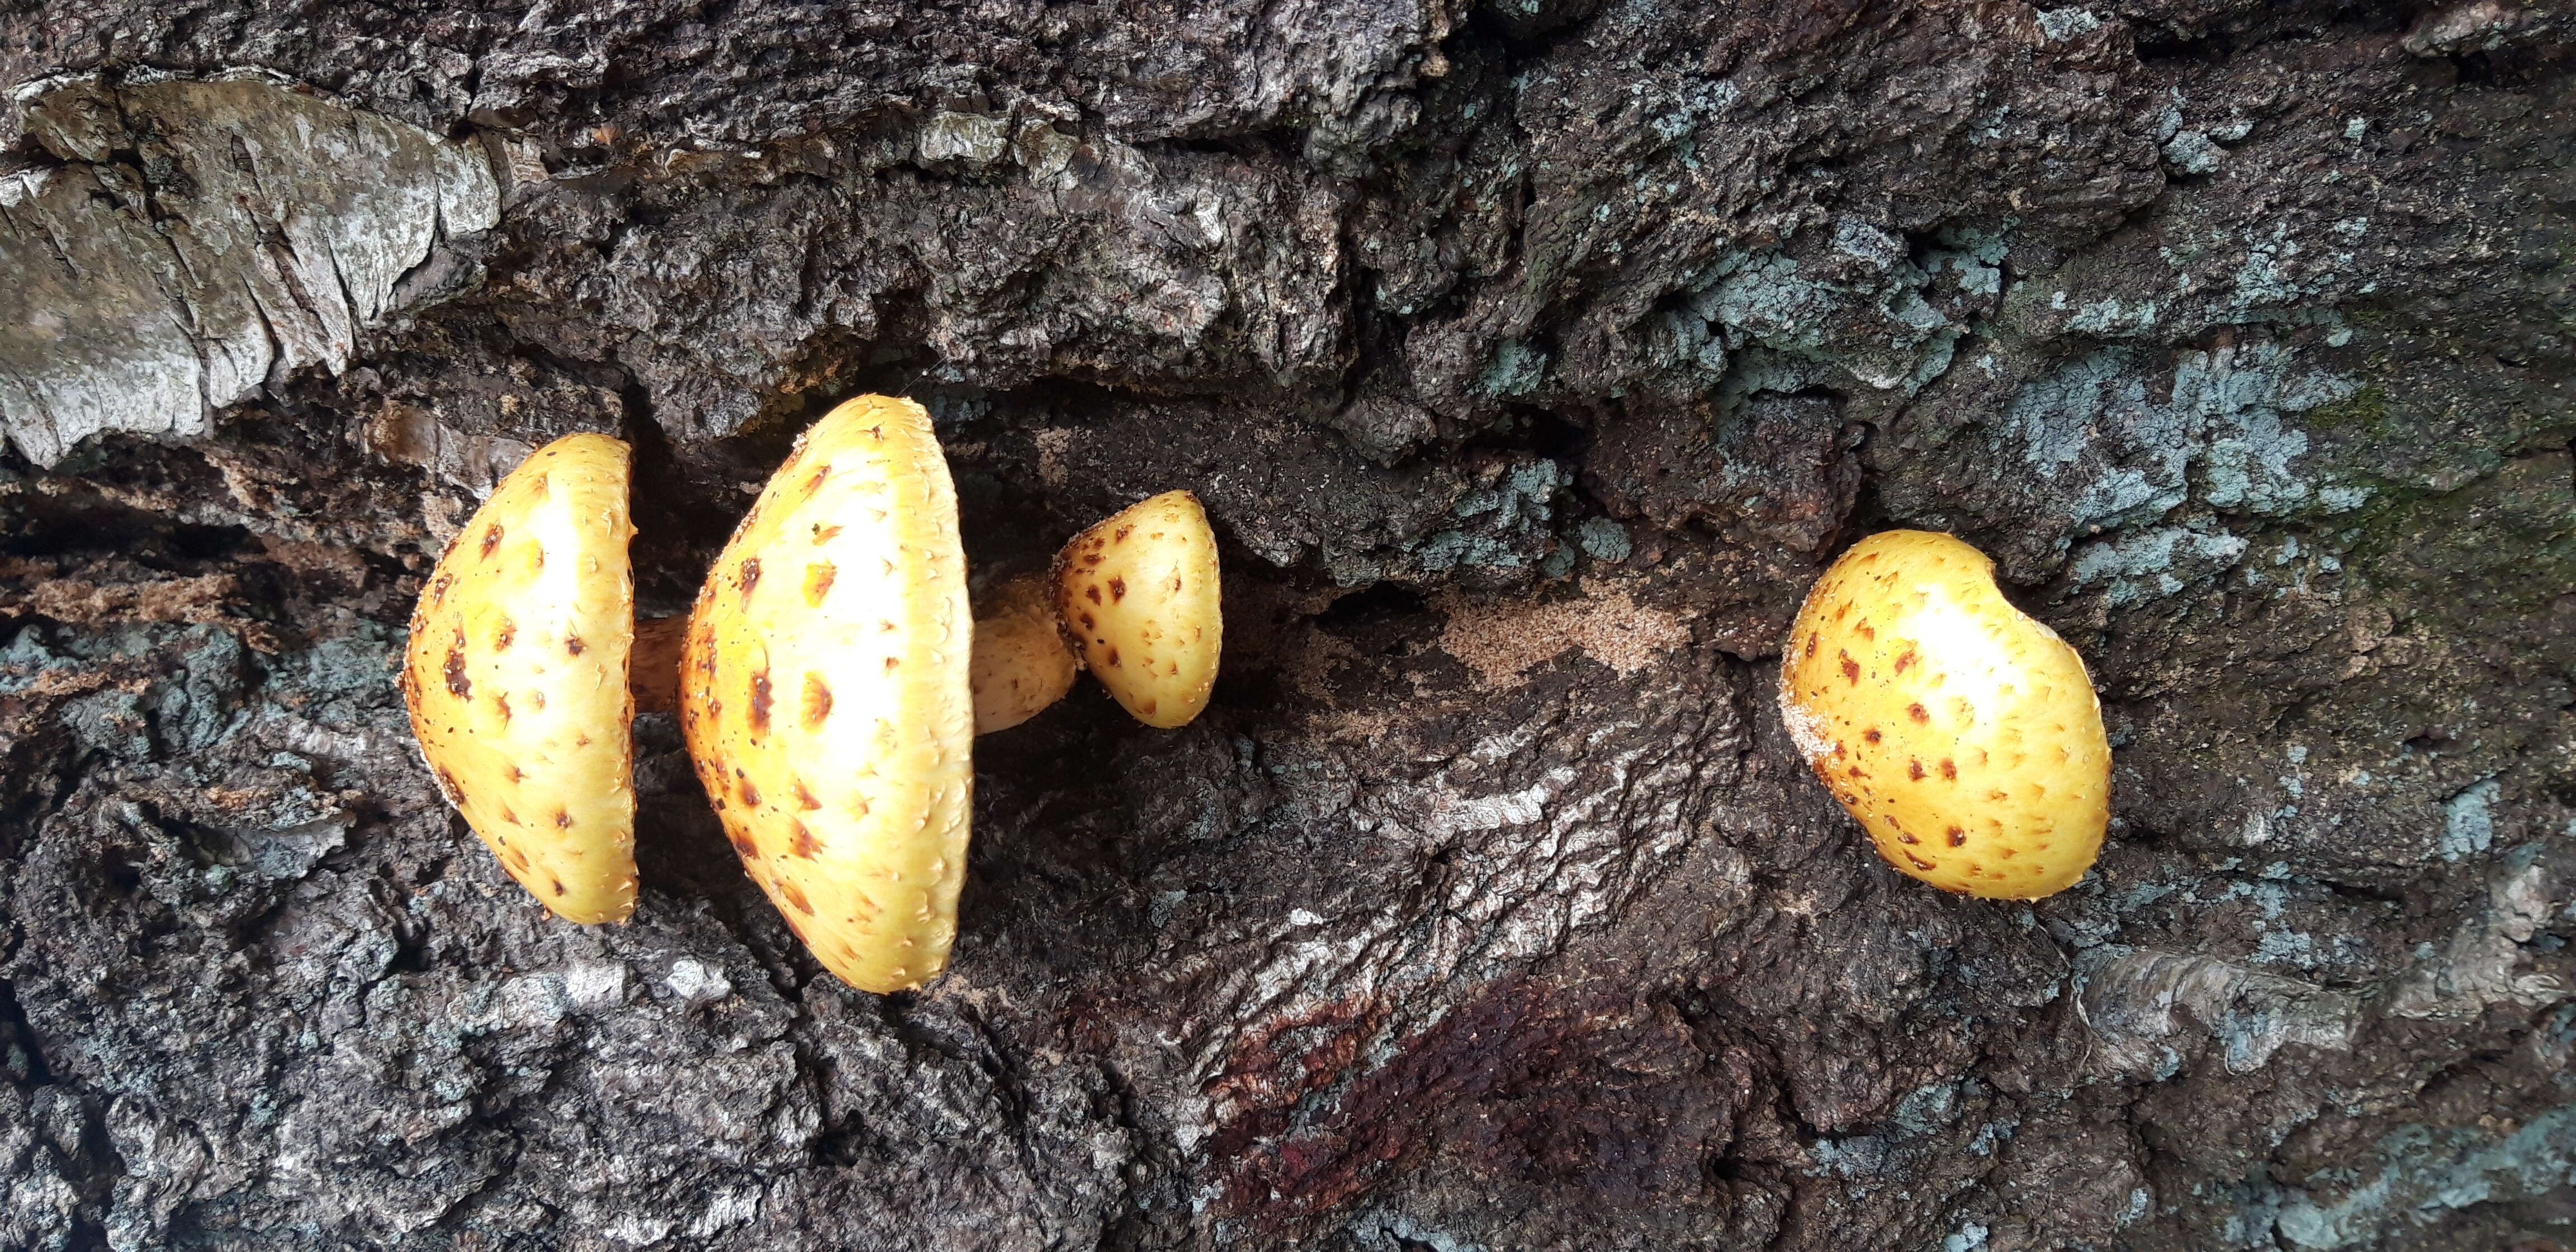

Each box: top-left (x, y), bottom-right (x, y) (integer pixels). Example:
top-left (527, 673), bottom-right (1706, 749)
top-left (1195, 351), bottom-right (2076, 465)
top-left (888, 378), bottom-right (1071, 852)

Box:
top-left (0, 78), bottom-right (499, 466)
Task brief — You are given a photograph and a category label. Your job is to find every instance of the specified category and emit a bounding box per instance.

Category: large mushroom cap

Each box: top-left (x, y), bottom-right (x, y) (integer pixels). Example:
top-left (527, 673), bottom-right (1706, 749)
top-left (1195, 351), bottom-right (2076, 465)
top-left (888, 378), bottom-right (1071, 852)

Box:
top-left (1778, 529), bottom-right (2110, 900)
top-left (1054, 490), bottom-right (1222, 729)
top-left (681, 394), bottom-right (974, 994)
top-left (402, 432), bottom-right (640, 924)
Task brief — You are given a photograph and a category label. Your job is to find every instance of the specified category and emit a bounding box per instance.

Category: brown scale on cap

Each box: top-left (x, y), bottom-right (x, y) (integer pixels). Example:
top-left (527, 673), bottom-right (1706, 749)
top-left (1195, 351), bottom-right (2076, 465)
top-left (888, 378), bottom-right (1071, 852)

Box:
top-left (443, 644), bottom-right (471, 699)
top-left (749, 670), bottom-right (774, 735)
top-left (801, 674), bottom-right (833, 730)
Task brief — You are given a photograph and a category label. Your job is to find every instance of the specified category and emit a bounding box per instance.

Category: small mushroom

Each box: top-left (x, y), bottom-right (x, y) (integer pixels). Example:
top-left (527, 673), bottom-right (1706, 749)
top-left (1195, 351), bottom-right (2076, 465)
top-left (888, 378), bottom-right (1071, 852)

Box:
top-left (680, 394), bottom-right (974, 994)
top-left (401, 433), bottom-right (643, 924)
top-left (1053, 490), bottom-right (1222, 729)
top-left (969, 572), bottom-right (1080, 734)
top-left (1777, 529), bottom-right (2111, 899)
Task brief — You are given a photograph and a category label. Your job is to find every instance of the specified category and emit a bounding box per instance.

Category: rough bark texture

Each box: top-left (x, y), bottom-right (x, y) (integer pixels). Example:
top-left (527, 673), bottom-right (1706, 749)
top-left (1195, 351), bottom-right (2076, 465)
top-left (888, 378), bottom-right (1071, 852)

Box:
top-left (2, 1), bottom-right (2574, 1249)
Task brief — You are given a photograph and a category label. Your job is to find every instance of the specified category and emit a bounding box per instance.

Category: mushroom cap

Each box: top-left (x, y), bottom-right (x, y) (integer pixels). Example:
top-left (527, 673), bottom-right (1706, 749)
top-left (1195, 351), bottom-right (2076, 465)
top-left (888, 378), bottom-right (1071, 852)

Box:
top-left (1778, 530), bottom-right (2110, 900)
top-left (680, 394), bottom-right (974, 994)
top-left (1053, 490), bottom-right (1222, 729)
top-left (401, 432), bottom-right (639, 924)
top-left (970, 573), bottom-right (1080, 734)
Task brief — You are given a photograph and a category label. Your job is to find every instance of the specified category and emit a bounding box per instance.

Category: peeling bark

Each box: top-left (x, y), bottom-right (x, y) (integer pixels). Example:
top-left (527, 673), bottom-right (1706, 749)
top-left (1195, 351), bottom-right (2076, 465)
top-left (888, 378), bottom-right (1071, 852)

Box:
top-left (0, 78), bottom-right (497, 466)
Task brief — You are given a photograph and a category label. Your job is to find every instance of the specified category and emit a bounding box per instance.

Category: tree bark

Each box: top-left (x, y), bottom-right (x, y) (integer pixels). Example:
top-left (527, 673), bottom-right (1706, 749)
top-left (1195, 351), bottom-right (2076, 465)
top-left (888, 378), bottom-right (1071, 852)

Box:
top-left (2, 2), bottom-right (2573, 1249)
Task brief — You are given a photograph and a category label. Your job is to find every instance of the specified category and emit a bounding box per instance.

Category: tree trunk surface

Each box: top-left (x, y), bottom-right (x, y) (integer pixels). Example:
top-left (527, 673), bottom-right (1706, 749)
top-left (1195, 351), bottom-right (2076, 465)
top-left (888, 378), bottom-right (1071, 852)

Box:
top-left (2, 2), bottom-right (2573, 1249)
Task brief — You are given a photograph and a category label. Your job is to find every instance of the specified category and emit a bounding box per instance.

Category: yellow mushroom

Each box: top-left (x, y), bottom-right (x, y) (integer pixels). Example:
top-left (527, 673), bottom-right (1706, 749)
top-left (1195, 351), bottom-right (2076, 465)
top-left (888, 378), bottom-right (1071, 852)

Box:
top-left (969, 572), bottom-right (1080, 734)
top-left (1053, 490), bottom-right (1223, 729)
top-left (680, 394), bottom-right (974, 993)
top-left (1777, 530), bottom-right (2111, 899)
top-left (401, 433), bottom-right (643, 924)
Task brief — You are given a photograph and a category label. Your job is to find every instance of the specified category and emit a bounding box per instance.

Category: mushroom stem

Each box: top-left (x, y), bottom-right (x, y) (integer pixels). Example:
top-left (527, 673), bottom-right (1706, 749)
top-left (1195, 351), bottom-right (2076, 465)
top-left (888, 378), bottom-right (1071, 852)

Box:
top-left (632, 613), bottom-right (686, 714)
top-left (970, 573), bottom-right (1081, 734)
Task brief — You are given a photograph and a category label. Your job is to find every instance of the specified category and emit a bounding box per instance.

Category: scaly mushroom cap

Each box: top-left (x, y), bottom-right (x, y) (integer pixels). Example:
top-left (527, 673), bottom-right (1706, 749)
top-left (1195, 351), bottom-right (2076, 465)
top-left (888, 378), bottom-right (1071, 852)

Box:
top-left (681, 395), bottom-right (973, 993)
top-left (401, 432), bottom-right (639, 924)
top-left (1778, 530), bottom-right (2110, 900)
top-left (1053, 490), bottom-right (1221, 729)
top-left (970, 573), bottom-right (1079, 734)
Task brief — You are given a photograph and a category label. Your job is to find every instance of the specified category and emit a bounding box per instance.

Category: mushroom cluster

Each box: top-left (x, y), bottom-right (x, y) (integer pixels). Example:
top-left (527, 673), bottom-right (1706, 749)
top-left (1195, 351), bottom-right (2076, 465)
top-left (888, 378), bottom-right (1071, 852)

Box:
top-left (402, 395), bottom-right (1223, 990)
top-left (406, 397), bottom-right (2114, 985)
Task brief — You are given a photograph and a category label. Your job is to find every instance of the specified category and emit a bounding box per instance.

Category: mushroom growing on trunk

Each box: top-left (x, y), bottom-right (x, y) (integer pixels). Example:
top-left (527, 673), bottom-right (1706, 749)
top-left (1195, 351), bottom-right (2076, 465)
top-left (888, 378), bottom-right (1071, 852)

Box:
top-left (401, 433), bottom-right (659, 924)
top-left (680, 394), bottom-right (976, 993)
top-left (1778, 530), bottom-right (2111, 899)
top-left (964, 493), bottom-right (1227, 735)
top-left (1053, 490), bottom-right (1222, 729)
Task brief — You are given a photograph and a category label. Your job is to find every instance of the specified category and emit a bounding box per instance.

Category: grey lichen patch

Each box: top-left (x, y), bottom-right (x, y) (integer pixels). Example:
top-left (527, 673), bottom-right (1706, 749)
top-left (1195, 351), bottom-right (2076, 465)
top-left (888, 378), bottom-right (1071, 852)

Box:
top-left (2160, 130), bottom-right (2224, 176)
top-left (1684, 225), bottom-right (1966, 396)
top-left (0, 77), bottom-right (500, 466)
top-left (2271, 1103), bottom-right (2576, 1250)
top-left (2033, 7), bottom-right (2105, 40)
top-left (2435, 779), bottom-right (2500, 863)
top-left (2066, 522), bottom-right (2251, 608)
top-left (1407, 458), bottom-right (1570, 584)
top-left (1476, 339), bottom-right (1549, 397)
top-left (1571, 516), bottom-right (1631, 563)
top-left (1999, 339), bottom-right (2360, 534)
top-left (1313, 453), bottom-right (1574, 589)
